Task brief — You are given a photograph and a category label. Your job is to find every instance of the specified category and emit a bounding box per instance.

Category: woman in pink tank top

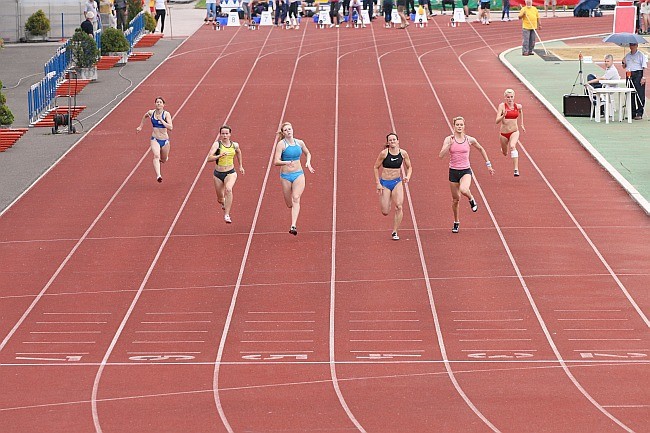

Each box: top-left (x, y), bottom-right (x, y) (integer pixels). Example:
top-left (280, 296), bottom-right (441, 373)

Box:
top-left (439, 116), bottom-right (495, 233)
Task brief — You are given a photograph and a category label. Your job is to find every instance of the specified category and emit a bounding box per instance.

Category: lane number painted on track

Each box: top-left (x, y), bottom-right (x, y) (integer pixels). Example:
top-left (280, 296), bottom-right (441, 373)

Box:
top-left (355, 353), bottom-right (422, 360)
top-left (241, 354), bottom-right (308, 361)
top-left (579, 352), bottom-right (647, 359)
top-left (128, 355), bottom-right (196, 361)
top-left (15, 355), bottom-right (82, 362)
top-left (467, 352), bottom-right (535, 359)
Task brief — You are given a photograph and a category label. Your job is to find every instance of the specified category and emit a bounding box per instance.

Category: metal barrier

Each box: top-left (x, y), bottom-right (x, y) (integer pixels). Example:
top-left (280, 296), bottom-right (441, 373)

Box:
top-left (95, 28), bottom-right (102, 54)
top-left (28, 72), bottom-right (58, 125)
top-left (125, 11), bottom-right (145, 54)
top-left (43, 40), bottom-right (71, 83)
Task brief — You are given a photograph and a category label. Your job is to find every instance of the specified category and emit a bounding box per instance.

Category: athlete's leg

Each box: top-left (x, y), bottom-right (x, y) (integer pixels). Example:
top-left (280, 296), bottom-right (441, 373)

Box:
top-left (391, 181), bottom-right (404, 234)
top-left (223, 172), bottom-right (238, 216)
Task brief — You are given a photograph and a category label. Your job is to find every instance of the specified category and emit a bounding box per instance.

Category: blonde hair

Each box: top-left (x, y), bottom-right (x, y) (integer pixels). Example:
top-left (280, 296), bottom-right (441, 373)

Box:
top-left (452, 116), bottom-right (465, 125)
top-left (504, 88), bottom-right (515, 97)
top-left (277, 122), bottom-right (292, 141)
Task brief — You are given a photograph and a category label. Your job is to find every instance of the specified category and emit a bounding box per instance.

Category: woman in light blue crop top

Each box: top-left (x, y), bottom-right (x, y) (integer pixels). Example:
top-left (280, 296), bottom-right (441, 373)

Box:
top-left (273, 122), bottom-right (315, 236)
top-left (136, 96), bottom-right (174, 183)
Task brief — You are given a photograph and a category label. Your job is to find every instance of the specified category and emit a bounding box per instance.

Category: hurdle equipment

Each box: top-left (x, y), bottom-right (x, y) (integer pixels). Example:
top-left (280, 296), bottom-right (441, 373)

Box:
top-left (227, 10), bottom-right (240, 26)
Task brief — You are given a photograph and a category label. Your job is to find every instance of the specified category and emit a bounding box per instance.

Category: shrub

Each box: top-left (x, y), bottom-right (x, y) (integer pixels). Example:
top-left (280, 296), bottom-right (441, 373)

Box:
top-left (25, 9), bottom-right (51, 37)
top-left (144, 12), bottom-right (157, 32)
top-left (69, 28), bottom-right (99, 69)
top-left (0, 106), bottom-right (14, 126)
top-left (101, 27), bottom-right (130, 54)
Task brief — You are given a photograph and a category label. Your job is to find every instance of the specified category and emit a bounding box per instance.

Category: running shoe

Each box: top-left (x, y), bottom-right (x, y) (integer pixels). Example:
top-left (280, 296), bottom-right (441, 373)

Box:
top-left (452, 222), bottom-right (460, 233)
top-left (289, 226), bottom-right (298, 236)
top-left (224, 214), bottom-right (232, 224)
top-left (157, 176), bottom-right (163, 183)
top-left (514, 169), bottom-right (520, 177)
top-left (391, 231), bottom-right (400, 240)
top-left (469, 198), bottom-right (478, 212)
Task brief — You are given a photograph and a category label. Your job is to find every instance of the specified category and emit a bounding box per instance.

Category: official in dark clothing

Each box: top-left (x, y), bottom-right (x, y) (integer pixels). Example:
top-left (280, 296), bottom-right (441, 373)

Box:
top-left (114, 0), bottom-right (128, 31)
top-left (81, 11), bottom-right (95, 35)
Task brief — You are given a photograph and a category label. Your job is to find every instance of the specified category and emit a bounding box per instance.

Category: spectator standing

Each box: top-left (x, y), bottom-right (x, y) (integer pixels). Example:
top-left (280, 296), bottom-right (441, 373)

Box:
top-left (518, 0), bottom-right (540, 56)
top-left (382, 0), bottom-right (393, 27)
top-left (154, 0), bottom-right (168, 33)
top-left (84, 0), bottom-right (99, 31)
top-left (640, 0), bottom-right (650, 34)
top-left (274, 0), bottom-right (288, 26)
top-left (114, 0), bottom-right (127, 31)
top-left (205, 0), bottom-right (218, 24)
top-left (81, 11), bottom-right (95, 35)
top-left (622, 42), bottom-right (647, 120)
top-left (501, 0), bottom-right (510, 21)
top-left (543, 0), bottom-right (556, 17)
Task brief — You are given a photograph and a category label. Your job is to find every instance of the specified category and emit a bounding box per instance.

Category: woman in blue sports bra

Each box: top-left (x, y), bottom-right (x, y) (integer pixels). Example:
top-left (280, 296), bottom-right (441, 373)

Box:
top-left (136, 96), bottom-right (174, 183)
top-left (273, 122), bottom-right (315, 236)
top-left (373, 132), bottom-right (412, 241)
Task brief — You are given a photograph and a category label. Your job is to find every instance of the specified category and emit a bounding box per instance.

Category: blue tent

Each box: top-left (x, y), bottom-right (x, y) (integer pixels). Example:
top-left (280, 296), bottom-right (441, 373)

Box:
top-left (574, 0), bottom-right (600, 17)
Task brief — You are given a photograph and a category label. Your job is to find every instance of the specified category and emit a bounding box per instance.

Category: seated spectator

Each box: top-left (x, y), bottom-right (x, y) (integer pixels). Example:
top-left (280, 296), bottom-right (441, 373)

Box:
top-left (586, 54), bottom-right (621, 89)
top-left (81, 11), bottom-right (95, 35)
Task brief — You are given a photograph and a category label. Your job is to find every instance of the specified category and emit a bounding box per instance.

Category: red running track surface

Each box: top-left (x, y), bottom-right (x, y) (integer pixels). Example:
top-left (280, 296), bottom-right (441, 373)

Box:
top-left (0, 16), bottom-right (648, 433)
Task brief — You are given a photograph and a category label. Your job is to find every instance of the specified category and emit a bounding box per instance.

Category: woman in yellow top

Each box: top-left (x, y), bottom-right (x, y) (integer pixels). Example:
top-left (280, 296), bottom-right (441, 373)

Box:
top-left (207, 125), bottom-right (245, 224)
top-left (518, 0), bottom-right (541, 56)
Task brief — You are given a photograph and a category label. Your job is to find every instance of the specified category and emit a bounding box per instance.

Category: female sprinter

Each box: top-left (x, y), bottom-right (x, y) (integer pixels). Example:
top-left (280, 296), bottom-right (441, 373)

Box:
top-left (495, 88), bottom-right (525, 176)
top-left (439, 116), bottom-right (494, 233)
top-left (136, 96), bottom-right (174, 183)
top-left (373, 132), bottom-right (413, 240)
top-left (207, 125), bottom-right (245, 223)
top-left (273, 122), bottom-right (315, 236)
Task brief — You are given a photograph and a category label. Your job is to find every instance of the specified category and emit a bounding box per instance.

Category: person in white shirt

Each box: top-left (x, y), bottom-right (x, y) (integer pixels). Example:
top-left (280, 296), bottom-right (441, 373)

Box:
top-left (622, 42), bottom-right (647, 119)
top-left (154, 0), bottom-right (168, 33)
top-left (586, 54), bottom-right (621, 89)
top-left (84, 0), bottom-right (99, 31)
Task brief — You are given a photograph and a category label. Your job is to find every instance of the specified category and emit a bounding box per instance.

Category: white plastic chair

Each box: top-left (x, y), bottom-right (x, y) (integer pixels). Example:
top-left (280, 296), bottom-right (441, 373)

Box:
top-left (585, 84), bottom-right (604, 122)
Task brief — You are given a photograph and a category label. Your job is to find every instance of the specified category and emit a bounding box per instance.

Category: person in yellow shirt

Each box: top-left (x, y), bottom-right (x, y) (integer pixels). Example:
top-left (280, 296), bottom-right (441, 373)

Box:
top-left (518, 0), bottom-right (541, 56)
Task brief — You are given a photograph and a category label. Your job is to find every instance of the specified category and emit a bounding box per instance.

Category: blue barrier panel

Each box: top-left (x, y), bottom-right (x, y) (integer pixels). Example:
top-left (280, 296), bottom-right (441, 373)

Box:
top-left (95, 28), bottom-right (102, 53)
top-left (125, 11), bottom-right (145, 54)
top-left (28, 71), bottom-right (58, 125)
top-left (44, 40), bottom-right (71, 83)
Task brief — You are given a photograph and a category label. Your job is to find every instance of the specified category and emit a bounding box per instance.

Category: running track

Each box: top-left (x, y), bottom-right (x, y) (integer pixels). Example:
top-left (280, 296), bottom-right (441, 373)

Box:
top-left (0, 15), bottom-right (648, 432)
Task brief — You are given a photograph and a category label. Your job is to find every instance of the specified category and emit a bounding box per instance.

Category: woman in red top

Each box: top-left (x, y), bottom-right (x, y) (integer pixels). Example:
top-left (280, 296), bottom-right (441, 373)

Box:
top-left (439, 116), bottom-right (494, 233)
top-left (495, 88), bottom-right (525, 176)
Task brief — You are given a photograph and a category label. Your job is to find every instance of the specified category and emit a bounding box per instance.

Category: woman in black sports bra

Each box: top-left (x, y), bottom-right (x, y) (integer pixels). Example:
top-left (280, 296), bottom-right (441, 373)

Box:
top-left (373, 132), bottom-right (412, 241)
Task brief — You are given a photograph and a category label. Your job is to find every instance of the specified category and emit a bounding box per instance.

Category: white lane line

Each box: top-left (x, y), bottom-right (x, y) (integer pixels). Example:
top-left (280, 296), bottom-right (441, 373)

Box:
top-left (242, 330), bottom-right (314, 333)
top-left (349, 311), bottom-right (417, 314)
top-left (126, 351), bottom-right (201, 354)
top-left (349, 340), bottom-right (423, 342)
top-left (350, 350), bottom-right (426, 353)
top-left (453, 319), bottom-right (523, 322)
top-left (568, 339), bottom-right (642, 342)
top-left (30, 331), bottom-right (101, 334)
top-left (245, 320), bottom-right (315, 323)
top-left (563, 329), bottom-right (635, 331)
top-left (247, 311), bottom-right (316, 314)
top-left (456, 329), bottom-right (528, 331)
top-left (134, 330), bottom-right (208, 333)
top-left (239, 340), bottom-right (314, 343)
top-left (144, 312), bottom-right (213, 315)
top-left (36, 321), bottom-right (108, 325)
top-left (573, 350), bottom-right (649, 352)
top-left (22, 341), bottom-right (95, 344)
top-left (91, 26), bottom-right (251, 433)
top-left (460, 349), bottom-right (538, 352)
top-left (385, 27), bottom-right (499, 433)
top-left (431, 23), bottom-right (638, 432)
top-left (15, 352), bottom-right (90, 355)
top-left (452, 310), bottom-right (519, 313)
top-left (239, 351), bottom-right (315, 354)
top-left (131, 341), bottom-right (205, 344)
top-left (459, 339), bottom-right (533, 342)
top-left (602, 405), bottom-right (650, 408)
top-left (349, 319), bottom-right (420, 322)
top-left (212, 27), bottom-right (311, 433)
top-left (43, 312), bottom-right (112, 315)
top-left (557, 319), bottom-right (629, 321)
top-left (349, 330), bottom-right (421, 332)
top-left (140, 321), bottom-right (212, 324)
top-left (555, 310), bottom-right (622, 313)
